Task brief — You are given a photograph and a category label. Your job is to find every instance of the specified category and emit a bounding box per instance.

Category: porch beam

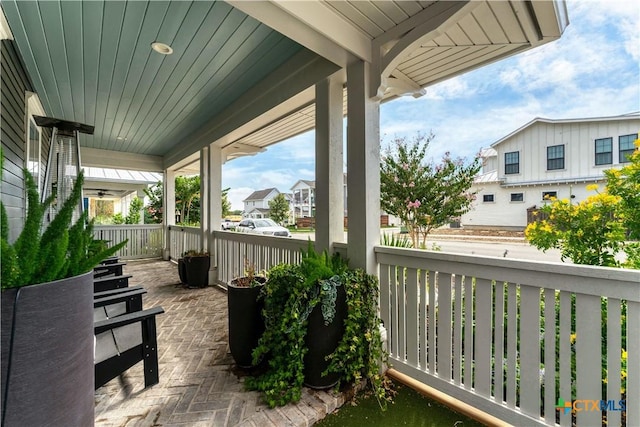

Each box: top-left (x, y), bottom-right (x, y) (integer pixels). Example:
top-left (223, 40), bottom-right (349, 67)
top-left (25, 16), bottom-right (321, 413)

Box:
top-left (314, 73), bottom-right (344, 253)
top-left (346, 60), bottom-right (380, 273)
top-left (82, 147), bottom-right (163, 172)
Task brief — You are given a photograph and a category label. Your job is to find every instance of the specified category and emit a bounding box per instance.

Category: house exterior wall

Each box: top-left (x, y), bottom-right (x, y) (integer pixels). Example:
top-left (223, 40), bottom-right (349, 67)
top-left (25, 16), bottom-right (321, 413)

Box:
top-left (242, 189), bottom-right (279, 213)
top-left (462, 116), bottom-right (639, 230)
top-left (1, 39), bottom-right (34, 241)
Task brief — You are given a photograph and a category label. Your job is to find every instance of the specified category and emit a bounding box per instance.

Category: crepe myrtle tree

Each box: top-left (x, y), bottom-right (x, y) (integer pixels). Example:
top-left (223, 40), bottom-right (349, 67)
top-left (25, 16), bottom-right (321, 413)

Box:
top-left (380, 133), bottom-right (481, 247)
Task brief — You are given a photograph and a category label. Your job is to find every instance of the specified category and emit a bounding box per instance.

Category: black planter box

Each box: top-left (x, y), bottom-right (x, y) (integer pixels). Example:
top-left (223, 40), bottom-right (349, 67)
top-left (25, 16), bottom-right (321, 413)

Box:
top-left (1, 272), bottom-right (94, 426)
top-left (228, 277), bottom-right (266, 369)
top-left (183, 255), bottom-right (210, 288)
top-left (303, 285), bottom-right (347, 389)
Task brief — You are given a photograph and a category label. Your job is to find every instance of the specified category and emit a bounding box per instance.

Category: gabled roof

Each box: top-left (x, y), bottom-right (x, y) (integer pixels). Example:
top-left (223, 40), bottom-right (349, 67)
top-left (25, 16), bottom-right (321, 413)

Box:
top-left (491, 112), bottom-right (640, 148)
top-left (290, 180), bottom-right (315, 191)
top-left (243, 188), bottom-right (279, 202)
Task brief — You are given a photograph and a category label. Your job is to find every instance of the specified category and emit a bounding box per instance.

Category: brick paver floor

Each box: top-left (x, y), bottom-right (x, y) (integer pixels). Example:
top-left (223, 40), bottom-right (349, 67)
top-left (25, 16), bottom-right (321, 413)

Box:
top-left (94, 259), bottom-right (350, 427)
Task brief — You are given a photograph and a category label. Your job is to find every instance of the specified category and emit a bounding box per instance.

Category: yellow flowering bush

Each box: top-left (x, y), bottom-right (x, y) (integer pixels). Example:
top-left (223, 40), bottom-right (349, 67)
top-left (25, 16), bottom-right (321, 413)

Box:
top-left (525, 138), bottom-right (639, 268)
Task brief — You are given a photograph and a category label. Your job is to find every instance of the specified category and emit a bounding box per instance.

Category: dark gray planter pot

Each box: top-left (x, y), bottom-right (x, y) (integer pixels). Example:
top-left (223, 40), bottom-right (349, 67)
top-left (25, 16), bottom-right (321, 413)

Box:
top-left (184, 255), bottom-right (210, 288)
top-left (178, 258), bottom-right (187, 284)
top-left (1, 271), bottom-right (94, 426)
top-left (303, 285), bottom-right (347, 389)
top-left (228, 277), bottom-right (266, 369)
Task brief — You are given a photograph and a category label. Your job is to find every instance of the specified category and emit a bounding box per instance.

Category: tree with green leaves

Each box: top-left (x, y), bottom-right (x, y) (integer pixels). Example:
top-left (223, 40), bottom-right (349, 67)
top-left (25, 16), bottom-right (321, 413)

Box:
top-left (175, 175), bottom-right (201, 225)
top-left (222, 187), bottom-right (232, 218)
top-left (143, 179), bottom-right (234, 224)
top-left (268, 193), bottom-right (289, 225)
top-left (126, 197), bottom-right (143, 224)
top-left (144, 181), bottom-right (163, 224)
top-left (380, 133), bottom-right (481, 247)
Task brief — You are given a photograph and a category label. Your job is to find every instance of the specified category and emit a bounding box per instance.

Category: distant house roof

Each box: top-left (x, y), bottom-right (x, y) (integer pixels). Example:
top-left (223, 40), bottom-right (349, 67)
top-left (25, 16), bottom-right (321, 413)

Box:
top-left (243, 188), bottom-right (279, 202)
top-left (290, 180), bottom-right (315, 191)
top-left (491, 112), bottom-right (640, 148)
top-left (473, 170), bottom-right (500, 184)
top-left (245, 207), bottom-right (271, 214)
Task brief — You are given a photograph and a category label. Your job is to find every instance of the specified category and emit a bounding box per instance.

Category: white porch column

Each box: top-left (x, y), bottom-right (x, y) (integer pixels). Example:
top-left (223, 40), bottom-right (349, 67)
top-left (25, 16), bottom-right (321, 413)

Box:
top-left (200, 147), bottom-right (209, 252)
top-left (206, 146), bottom-right (222, 285)
top-left (315, 74), bottom-right (344, 253)
top-left (346, 60), bottom-right (380, 273)
top-left (163, 169), bottom-right (176, 260)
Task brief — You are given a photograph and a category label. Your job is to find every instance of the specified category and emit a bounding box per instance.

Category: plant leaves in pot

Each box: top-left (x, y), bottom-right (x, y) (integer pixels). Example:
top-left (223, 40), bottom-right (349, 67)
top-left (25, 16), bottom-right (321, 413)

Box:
top-left (228, 259), bottom-right (266, 369)
top-left (1, 164), bottom-right (127, 426)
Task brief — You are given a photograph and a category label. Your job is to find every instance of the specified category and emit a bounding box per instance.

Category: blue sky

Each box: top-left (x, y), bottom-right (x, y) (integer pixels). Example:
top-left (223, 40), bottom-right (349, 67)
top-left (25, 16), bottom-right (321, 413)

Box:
top-left (223, 0), bottom-right (640, 211)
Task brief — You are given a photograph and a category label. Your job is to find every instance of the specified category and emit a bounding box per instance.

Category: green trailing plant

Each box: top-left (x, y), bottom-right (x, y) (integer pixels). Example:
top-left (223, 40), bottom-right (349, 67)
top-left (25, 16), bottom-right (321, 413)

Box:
top-left (245, 241), bottom-right (393, 409)
top-left (1, 168), bottom-right (127, 289)
top-left (324, 269), bottom-right (394, 409)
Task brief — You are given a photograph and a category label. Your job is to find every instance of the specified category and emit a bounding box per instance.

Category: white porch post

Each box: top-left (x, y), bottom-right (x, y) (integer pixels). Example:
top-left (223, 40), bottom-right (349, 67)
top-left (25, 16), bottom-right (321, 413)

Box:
top-left (200, 147), bottom-right (209, 252)
top-left (205, 146), bottom-right (222, 285)
top-left (315, 74), bottom-right (344, 253)
top-left (346, 60), bottom-right (380, 273)
top-left (163, 169), bottom-right (176, 260)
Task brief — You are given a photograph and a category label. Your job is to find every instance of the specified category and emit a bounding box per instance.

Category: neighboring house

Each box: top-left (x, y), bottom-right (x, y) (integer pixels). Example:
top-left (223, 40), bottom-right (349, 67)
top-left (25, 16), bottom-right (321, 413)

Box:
top-left (242, 188), bottom-right (280, 218)
top-left (461, 112), bottom-right (640, 230)
top-left (290, 180), bottom-right (315, 219)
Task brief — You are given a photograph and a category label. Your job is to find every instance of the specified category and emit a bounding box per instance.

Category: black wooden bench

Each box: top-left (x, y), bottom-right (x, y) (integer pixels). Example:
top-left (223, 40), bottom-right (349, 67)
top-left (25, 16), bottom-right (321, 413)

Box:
top-left (94, 262), bottom-right (127, 278)
top-left (93, 274), bottom-right (132, 293)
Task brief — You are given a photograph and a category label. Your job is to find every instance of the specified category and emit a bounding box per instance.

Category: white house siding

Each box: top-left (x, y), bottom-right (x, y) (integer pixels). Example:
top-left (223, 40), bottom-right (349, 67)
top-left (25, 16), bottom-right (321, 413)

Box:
top-left (462, 114), bottom-right (639, 230)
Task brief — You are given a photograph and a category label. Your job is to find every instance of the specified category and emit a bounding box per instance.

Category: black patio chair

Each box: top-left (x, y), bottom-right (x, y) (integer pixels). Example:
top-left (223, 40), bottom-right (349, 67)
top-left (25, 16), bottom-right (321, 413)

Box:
top-left (94, 288), bottom-right (164, 390)
top-left (94, 274), bottom-right (133, 293)
top-left (94, 262), bottom-right (127, 278)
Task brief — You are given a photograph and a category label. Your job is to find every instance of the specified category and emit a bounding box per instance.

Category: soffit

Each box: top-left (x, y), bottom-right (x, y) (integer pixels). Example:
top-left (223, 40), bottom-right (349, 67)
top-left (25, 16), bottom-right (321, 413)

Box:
top-left (2, 1), bottom-right (567, 170)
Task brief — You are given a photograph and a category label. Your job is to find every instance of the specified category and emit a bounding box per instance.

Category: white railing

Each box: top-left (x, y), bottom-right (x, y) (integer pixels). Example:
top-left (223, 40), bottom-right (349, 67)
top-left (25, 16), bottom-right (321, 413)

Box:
top-left (167, 225), bottom-right (202, 259)
top-left (212, 231), bottom-right (309, 287)
top-left (93, 225), bottom-right (164, 259)
top-left (376, 246), bottom-right (639, 427)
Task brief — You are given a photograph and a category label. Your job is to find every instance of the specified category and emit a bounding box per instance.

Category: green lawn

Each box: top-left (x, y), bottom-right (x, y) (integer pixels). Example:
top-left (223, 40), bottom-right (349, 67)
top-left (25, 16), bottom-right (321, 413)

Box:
top-left (316, 383), bottom-right (485, 427)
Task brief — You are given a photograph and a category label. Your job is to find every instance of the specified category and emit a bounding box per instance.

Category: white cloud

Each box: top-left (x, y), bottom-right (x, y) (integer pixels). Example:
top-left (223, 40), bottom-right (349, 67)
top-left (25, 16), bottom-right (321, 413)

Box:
top-left (227, 187), bottom-right (253, 211)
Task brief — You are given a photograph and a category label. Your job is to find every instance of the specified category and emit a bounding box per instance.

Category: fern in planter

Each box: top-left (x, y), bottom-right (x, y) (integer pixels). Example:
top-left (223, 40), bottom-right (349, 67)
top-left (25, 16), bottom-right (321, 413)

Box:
top-left (1, 168), bottom-right (127, 289)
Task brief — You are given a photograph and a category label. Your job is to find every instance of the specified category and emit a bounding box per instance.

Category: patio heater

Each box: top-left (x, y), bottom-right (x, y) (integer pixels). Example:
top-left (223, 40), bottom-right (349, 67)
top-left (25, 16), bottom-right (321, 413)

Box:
top-left (34, 116), bottom-right (94, 224)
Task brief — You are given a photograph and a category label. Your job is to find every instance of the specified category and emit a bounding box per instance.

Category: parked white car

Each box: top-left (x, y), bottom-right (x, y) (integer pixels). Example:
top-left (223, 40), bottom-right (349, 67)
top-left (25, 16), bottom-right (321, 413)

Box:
top-left (236, 218), bottom-right (291, 237)
top-left (221, 219), bottom-right (238, 230)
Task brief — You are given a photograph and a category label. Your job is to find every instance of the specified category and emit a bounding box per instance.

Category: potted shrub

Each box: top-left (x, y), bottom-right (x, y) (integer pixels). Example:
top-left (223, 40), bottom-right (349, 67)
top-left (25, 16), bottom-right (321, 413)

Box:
top-left (1, 166), bottom-right (126, 426)
top-left (245, 242), bottom-right (392, 408)
top-left (227, 259), bottom-right (267, 369)
top-left (182, 250), bottom-right (210, 288)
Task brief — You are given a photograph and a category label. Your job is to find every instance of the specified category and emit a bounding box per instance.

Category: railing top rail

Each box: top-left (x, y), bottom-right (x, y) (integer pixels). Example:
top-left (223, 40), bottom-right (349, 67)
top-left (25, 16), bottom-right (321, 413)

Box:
top-left (94, 224), bottom-right (163, 229)
top-left (375, 245), bottom-right (640, 301)
top-left (213, 230), bottom-right (311, 251)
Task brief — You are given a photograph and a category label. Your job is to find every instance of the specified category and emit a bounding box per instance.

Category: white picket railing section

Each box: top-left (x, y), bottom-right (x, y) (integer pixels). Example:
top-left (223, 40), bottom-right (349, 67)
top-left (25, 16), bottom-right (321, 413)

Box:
top-left (167, 226), bottom-right (202, 259)
top-left (212, 231), bottom-right (309, 287)
top-left (376, 246), bottom-right (639, 427)
top-left (93, 225), bottom-right (163, 259)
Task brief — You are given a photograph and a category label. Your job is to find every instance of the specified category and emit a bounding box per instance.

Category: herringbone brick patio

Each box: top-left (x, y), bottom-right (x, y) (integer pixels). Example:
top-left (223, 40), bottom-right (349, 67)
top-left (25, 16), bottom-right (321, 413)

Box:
top-left (94, 259), bottom-right (350, 427)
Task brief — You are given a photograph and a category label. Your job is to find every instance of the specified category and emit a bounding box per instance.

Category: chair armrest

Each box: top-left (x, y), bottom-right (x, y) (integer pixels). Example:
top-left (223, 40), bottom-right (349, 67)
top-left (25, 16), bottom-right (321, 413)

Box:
top-left (95, 307), bottom-right (165, 335)
top-left (94, 286), bottom-right (144, 299)
top-left (94, 288), bottom-right (147, 308)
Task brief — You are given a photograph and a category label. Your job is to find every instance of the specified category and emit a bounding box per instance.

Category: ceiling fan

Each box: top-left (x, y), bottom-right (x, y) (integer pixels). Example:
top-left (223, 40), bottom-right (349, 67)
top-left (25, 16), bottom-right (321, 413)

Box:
top-left (86, 188), bottom-right (114, 198)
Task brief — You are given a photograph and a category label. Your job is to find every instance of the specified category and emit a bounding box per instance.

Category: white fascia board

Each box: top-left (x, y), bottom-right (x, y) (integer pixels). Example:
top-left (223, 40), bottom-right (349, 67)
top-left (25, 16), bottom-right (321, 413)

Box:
top-left (82, 147), bottom-right (163, 172)
top-left (0, 6), bottom-right (13, 40)
top-left (226, 0), bottom-right (365, 67)
top-left (268, 1), bottom-right (371, 63)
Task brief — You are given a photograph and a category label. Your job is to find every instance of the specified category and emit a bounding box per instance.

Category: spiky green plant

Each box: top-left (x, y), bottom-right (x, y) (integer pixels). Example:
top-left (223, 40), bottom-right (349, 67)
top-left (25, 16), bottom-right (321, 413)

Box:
top-left (1, 167), bottom-right (127, 289)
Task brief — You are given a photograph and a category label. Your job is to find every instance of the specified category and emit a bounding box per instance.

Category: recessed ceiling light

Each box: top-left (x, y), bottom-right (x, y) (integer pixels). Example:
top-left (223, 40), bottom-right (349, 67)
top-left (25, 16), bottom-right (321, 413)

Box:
top-left (151, 42), bottom-right (173, 55)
